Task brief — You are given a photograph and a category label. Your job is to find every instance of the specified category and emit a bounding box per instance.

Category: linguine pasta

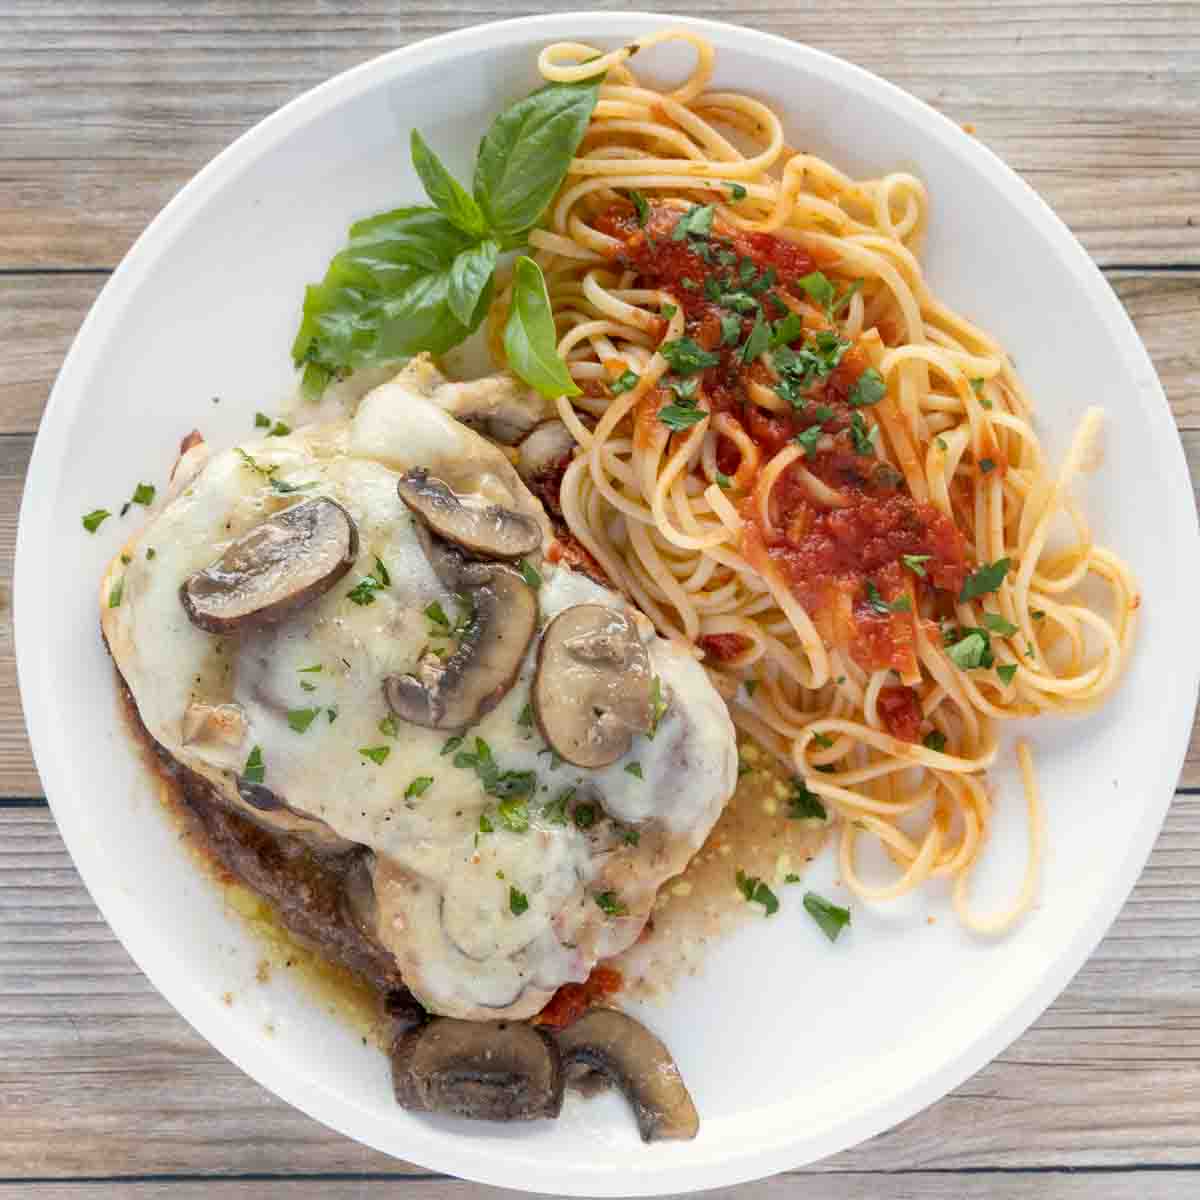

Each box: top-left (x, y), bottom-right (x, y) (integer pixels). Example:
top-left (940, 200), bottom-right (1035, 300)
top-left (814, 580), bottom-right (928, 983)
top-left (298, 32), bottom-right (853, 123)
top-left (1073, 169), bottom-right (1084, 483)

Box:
top-left (489, 29), bottom-right (1139, 934)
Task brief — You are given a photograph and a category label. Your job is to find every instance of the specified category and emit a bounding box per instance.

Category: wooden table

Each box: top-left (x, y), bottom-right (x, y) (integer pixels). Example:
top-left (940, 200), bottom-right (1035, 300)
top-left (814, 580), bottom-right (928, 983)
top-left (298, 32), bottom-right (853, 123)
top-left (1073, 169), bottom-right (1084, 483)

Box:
top-left (2, 3), bottom-right (1197, 1197)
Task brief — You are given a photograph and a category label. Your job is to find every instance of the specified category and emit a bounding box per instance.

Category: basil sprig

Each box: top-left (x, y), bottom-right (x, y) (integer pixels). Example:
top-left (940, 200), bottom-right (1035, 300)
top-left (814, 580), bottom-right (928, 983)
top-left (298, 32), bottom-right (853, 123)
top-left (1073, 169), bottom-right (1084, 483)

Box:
top-left (293, 74), bottom-right (603, 398)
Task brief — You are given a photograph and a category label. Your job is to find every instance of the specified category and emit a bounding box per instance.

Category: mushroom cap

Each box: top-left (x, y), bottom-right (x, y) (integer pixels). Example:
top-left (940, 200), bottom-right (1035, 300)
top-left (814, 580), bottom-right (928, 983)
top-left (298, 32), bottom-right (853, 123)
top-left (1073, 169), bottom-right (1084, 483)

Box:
top-left (397, 468), bottom-right (541, 561)
top-left (181, 497), bottom-right (358, 634)
top-left (385, 553), bottom-right (538, 732)
top-left (532, 605), bottom-right (654, 769)
top-left (392, 1018), bottom-right (563, 1122)
top-left (554, 1007), bottom-right (699, 1142)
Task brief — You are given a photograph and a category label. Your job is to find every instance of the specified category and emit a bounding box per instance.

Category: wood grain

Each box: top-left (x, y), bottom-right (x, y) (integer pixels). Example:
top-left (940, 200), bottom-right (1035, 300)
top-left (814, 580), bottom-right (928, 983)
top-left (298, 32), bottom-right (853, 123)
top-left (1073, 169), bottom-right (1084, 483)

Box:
top-left (0, 797), bottom-right (1196, 1178)
top-left (2, 1177), bottom-right (1200, 1200)
top-left (1, 1), bottom-right (1197, 269)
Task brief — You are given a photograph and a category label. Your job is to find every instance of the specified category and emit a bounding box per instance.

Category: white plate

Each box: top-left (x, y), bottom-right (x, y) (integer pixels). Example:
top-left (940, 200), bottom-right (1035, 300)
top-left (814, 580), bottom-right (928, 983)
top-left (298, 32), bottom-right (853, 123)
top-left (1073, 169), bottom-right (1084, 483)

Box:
top-left (15, 11), bottom-right (1200, 1195)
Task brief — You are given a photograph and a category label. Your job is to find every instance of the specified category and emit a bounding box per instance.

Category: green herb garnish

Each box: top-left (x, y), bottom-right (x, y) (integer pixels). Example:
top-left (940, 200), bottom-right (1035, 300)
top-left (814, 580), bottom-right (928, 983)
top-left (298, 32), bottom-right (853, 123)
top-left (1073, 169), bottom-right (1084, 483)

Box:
top-left (788, 778), bottom-right (827, 821)
top-left (804, 891), bottom-right (850, 941)
top-left (359, 745), bottom-right (391, 765)
top-left (242, 746), bottom-right (265, 784)
top-left (736, 869), bottom-right (780, 916)
top-left (594, 890), bottom-right (628, 917)
top-left (405, 776), bottom-right (434, 799)
top-left (960, 558), bottom-right (1011, 602)
top-left (287, 707), bottom-right (320, 733)
top-left (82, 509), bottom-right (111, 534)
top-left (509, 886), bottom-right (530, 916)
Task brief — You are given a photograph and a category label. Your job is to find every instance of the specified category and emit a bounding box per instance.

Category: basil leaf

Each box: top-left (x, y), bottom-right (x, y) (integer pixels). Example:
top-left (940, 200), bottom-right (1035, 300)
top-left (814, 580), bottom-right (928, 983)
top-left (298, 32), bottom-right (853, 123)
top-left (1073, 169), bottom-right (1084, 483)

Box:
top-left (804, 891), bottom-right (851, 942)
top-left (292, 206), bottom-right (485, 389)
top-left (504, 256), bottom-right (580, 399)
top-left (409, 129), bottom-right (486, 236)
top-left (473, 77), bottom-right (602, 238)
top-left (447, 238), bottom-right (499, 326)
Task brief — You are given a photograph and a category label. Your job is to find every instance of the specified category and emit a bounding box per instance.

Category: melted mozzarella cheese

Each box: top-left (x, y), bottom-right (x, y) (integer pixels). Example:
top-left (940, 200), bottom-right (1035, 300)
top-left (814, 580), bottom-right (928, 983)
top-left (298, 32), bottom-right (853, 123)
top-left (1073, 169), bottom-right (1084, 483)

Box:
top-left (103, 375), bottom-right (737, 1019)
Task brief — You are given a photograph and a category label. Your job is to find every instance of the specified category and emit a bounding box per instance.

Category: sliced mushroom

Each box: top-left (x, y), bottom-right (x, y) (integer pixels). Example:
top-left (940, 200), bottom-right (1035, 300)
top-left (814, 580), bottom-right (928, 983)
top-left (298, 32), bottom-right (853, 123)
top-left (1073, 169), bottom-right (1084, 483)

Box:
top-left (392, 1018), bottom-right (563, 1122)
top-left (554, 1008), bottom-right (699, 1142)
top-left (533, 605), bottom-right (653, 769)
top-left (397, 468), bottom-right (541, 561)
top-left (181, 497), bottom-right (358, 634)
top-left (429, 373), bottom-right (551, 444)
top-left (385, 541), bottom-right (538, 731)
top-left (517, 420), bottom-right (576, 487)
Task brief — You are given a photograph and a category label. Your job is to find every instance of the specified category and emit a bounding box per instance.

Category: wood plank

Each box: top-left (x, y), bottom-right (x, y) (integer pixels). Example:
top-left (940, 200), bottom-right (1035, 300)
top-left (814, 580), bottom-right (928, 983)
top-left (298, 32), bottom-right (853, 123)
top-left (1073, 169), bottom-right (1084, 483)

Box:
top-left (1, 1), bottom-right (1196, 269)
top-left (2, 1174), bottom-right (1199, 1200)
top-left (0, 797), bottom-right (1196, 1177)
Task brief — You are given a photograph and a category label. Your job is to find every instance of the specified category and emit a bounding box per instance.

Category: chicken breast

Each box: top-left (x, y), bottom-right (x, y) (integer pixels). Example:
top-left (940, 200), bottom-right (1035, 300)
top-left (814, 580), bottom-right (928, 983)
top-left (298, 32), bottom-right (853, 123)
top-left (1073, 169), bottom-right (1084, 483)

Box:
top-left (102, 364), bottom-right (737, 1019)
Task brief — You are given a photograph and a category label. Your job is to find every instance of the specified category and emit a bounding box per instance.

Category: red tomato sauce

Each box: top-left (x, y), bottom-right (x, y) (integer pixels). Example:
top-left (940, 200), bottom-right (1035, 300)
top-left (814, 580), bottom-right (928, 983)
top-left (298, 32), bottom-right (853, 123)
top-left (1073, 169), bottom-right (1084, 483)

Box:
top-left (532, 964), bottom-right (623, 1030)
top-left (876, 685), bottom-right (924, 743)
top-left (595, 201), bottom-right (973, 701)
top-left (698, 633), bottom-right (751, 662)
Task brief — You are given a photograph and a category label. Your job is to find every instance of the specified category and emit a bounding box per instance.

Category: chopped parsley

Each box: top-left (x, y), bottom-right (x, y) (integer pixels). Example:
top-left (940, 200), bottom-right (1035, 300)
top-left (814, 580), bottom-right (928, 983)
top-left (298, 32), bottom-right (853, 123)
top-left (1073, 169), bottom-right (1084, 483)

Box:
top-left (658, 400), bottom-right (707, 432)
top-left (864, 581), bottom-right (911, 615)
top-left (82, 509), bottom-right (111, 534)
top-left (266, 420), bottom-right (291, 437)
top-left (622, 828), bottom-right (641, 846)
top-left (981, 612), bottom-right (1019, 636)
top-left (970, 378), bottom-right (984, 395)
top-left (902, 553), bottom-right (931, 577)
top-left (648, 676), bottom-right (668, 737)
top-left (945, 628), bottom-right (994, 670)
top-left (298, 663), bottom-right (323, 673)
top-left (795, 271), bottom-right (835, 313)
top-left (130, 482), bottom-right (156, 507)
top-left (543, 788), bottom-right (572, 825)
top-left (980, 457), bottom-right (996, 474)
top-left (738, 314), bottom-right (772, 364)
top-left (661, 301), bottom-right (678, 319)
top-left (120, 554), bottom-right (131, 566)
top-left (785, 873), bottom-right (802, 884)
top-left (795, 425), bottom-right (823, 458)
top-left (725, 181), bottom-right (747, 201)
top-left (736, 869), bottom-right (780, 916)
top-left (453, 737), bottom-right (536, 800)
top-left (518, 558), bottom-right (542, 589)
top-left (671, 203), bottom-right (715, 241)
top-left (960, 557), bottom-right (1011, 602)
top-left (997, 663), bottom-right (1018, 685)
top-left (107, 577), bottom-right (124, 608)
top-left (300, 680), bottom-right (316, 692)
top-left (479, 812), bottom-right (494, 834)
top-left (359, 745), bottom-right (391, 765)
top-left (509, 886), bottom-right (530, 916)
top-left (804, 891), bottom-right (851, 942)
top-left (849, 411), bottom-right (874, 456)
top-left (715, 471), bottom-right (732, 490)
top-left (923, 730), bottom-right (948, 753)
top-left (405, 776), bottom-right (434, 799)
top-left (287, 707), bottom-right (320, 733)
top-left (594, 890), bottom-right (628, 917)
top-left (811, 732), bottom-right (835, 749)
top-left (347, 558), bottom-right (391, 605)
top-left (719, 311), bottom-right (742, 346)
top-left (235, 447), bottom-right (277, 478)
top-left (573, 802), bottom-right (597, 830)
top-left (848, 368), bottom-right (886, 408)
top-left (497, 796), bottom-right (530, 833)
top-left (517, 702), bottom-right (534, 729)
top-left (773, 330), bottom-right (849, 392)
top-left (440, 735), bottom-right (464, 756)
top-left (770, 311), bottom-right (803, 348)
top-left (378, 715), bottom-right (399, 739)
top-left (610, 368), bottom-right (640, 394)
top-left (628, 189), bottom-right (649, 226)
top-left (659, 337), bottom-right (720, 375)
top-left (255, 412), bottom-right (271, 428)
top-left (241, 746), bottom-right (265, 784)
top-left (624, 761), bottom-right (643, 779)
top-left (269, 476), bottom-right (316, 494)
top-left (326, 705), bottom-right (338, 723)
top-left (788, 778), bottom-right (827, 821)
top-left (146, 547), bottom-right (156, 560)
